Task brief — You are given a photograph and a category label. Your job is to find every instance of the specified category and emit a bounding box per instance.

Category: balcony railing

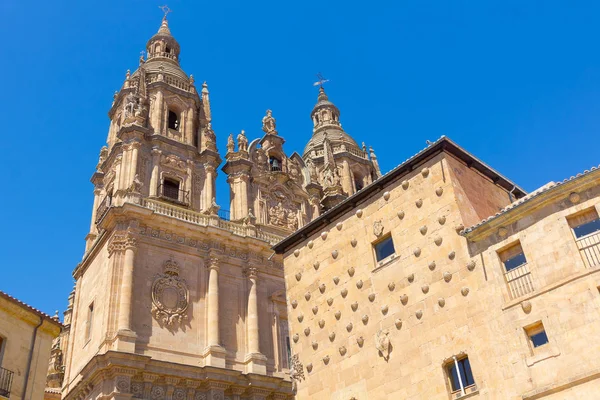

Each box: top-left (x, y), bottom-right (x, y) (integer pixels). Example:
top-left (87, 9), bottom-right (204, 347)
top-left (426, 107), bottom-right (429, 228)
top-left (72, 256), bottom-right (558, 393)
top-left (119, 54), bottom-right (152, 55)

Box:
top-left (0, 367), bottom-right (14, 398)
top-left (575, 231), bottom-right (600, 268)
top-left (505, 263), bottom-right (534, 300)
top-left (158, 184), bottom-right (190, 206)
top-left (95, 195), bottom-right (112, 223)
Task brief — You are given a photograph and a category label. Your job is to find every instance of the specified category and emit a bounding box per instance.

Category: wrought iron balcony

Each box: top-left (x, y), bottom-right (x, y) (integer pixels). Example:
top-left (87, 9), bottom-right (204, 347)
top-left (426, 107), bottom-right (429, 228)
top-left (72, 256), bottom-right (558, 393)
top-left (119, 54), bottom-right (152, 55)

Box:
top-left (158, 184), bottom-right (190, 206)
top-left (0, 367), bottom-right (14, 398)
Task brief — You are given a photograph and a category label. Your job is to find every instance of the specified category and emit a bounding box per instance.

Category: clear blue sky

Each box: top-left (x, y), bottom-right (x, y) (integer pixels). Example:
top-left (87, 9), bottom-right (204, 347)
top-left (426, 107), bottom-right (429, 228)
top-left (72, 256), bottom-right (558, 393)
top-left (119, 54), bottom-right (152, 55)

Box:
top-left (1, 0), bottom-right (599, 316)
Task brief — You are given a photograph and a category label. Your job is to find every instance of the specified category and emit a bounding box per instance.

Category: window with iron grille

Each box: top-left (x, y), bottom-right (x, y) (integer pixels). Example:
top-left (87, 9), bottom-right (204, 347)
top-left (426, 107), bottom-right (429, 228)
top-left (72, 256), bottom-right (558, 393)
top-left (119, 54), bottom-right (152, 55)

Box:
top-left (163, 178), bottom-right (180, 201)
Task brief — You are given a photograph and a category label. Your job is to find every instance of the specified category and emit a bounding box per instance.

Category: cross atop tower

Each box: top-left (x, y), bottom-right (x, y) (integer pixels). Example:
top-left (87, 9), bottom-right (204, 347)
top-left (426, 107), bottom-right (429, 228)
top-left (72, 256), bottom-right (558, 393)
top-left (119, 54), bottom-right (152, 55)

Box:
top-left (313, 73), bottom-right (330, 88)
top-left (159, 5), bottom-right (172, 20)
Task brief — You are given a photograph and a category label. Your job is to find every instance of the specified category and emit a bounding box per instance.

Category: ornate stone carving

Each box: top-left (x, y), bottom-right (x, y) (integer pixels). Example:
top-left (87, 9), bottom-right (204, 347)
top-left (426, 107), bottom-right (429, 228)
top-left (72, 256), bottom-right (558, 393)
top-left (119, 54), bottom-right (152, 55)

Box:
top-left (173, 389), bottom-right (186, 400)
top-left (266, 189), bottom-right (299, 230)
top-left (194, 393), bottom-right (207, 400)
top-left (151, 386), bottom-right (165, 400)
top-left (151, 258), bottom-right (189, 327)
top-left (236, 130), bottom-right (248, 152)
top-left (373, 220), bottom-right (384, 237)
top-left (161, 154), bottom-right (187, 171)
top-left (108, 234), bottom-right (137, 254)
top-left (376, 330), bottom-right (391, 361)
top-left (262, 109), bottom-right (277, 134)
top-left (289, 354), bottom-right (305, 394)
top-left (116, 376), bottom-right (130, 393)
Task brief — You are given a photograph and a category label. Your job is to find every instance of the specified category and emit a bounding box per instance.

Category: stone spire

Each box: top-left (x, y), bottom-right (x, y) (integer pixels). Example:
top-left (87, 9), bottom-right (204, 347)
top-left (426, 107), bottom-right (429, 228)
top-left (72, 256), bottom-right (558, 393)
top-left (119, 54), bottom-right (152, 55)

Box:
top-left (370, 146), bottom-right (382, 178)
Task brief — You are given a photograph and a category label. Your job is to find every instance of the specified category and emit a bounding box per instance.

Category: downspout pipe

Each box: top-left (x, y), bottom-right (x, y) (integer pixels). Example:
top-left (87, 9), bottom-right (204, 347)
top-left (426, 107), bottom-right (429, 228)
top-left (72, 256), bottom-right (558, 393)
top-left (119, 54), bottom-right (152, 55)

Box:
top-left (22, 316), bottom-right (43, 400)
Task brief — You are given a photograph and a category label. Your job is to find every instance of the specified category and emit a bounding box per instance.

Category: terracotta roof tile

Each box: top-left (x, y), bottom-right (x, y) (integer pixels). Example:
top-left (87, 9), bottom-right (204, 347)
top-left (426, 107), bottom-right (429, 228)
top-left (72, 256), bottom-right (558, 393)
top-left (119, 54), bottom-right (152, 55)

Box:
top-left (0, 290), bottom-right (63, 327)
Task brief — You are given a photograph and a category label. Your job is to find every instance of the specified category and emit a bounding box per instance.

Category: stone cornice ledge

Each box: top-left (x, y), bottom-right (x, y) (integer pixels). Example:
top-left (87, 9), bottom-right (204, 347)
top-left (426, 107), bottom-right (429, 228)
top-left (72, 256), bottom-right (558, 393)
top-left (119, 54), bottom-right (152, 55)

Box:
top-left (522, 368), bottom-right (600, 400)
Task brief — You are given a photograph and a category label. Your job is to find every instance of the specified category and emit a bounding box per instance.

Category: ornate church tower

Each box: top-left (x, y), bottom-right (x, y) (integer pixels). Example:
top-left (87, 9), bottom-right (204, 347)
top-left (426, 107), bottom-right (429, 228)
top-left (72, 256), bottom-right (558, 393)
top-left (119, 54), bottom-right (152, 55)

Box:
top-left (59, 16), bottom-right (293, 400)
top-left (303, 87), bottom-right (381, 210)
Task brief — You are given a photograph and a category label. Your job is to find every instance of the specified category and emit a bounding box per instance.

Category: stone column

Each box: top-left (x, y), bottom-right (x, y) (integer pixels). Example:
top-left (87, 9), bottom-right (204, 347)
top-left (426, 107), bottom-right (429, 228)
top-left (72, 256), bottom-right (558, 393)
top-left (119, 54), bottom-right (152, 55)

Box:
top-left (152, 91), bottom-right (164, 134)
top-left (88, 187), bottom-right (102, 234)
top-left (341, 159), bottom-right (353, 196)
top-left (203, 164), bottom-right (216, 212)
top-left (186, 107), bottom-right (195, 145)
top-left (203, 254), bottom-right (226, 367)
top-left (244, 267), bottom-right (267, 374)
top-left (129, 142), bottom-right (140, 183)
top-left (149, 148), bottom-right (161, 197)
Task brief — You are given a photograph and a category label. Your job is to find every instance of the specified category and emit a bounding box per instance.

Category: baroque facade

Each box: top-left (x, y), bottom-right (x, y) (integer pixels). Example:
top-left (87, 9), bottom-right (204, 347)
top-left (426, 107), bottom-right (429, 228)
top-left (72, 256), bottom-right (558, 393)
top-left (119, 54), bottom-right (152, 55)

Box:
top-left (52, 16), bottom-right (379, 400)
top-left (275, 137), bottom-right (600, 399)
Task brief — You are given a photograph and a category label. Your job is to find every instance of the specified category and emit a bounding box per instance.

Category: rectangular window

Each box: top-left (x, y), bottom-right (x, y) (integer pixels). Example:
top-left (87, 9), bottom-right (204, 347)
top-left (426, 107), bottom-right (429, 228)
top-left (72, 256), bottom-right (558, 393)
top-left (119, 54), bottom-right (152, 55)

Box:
top-left (374, 235), bottom-right (395, 262)
top-left (85, 302), bottom-right (94, 342)
top-left (162, 178), bottom-right (180, 201)
top-left (499, 243), bottom-right (527, 272)
top-left (446, 356), bottom-right (475, 393)
top-left (568, 208), bottom-right (600, 239)
top-left (525, 322), bottom-right (549, 351)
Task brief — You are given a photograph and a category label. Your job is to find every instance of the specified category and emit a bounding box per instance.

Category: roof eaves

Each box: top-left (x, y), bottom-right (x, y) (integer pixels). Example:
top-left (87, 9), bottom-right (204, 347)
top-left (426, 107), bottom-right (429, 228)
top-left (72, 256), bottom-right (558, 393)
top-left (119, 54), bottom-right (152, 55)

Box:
top-left (0, 291), bottom-right (63, 328)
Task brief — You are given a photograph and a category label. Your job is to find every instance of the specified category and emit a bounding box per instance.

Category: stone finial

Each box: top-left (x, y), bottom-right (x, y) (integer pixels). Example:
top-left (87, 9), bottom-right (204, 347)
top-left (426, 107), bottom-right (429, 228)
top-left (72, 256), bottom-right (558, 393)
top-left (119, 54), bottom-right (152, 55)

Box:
top-left (226, 133), bottom-right (235, 153)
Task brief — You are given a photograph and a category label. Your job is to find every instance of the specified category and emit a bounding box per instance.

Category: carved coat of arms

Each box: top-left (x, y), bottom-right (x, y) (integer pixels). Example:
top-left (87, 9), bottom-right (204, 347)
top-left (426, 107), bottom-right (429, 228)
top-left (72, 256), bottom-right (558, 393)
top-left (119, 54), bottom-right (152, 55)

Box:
top-left (373, 219), bottom-right (384, 237)
top-left (151, 258), bottom-right (189, 327)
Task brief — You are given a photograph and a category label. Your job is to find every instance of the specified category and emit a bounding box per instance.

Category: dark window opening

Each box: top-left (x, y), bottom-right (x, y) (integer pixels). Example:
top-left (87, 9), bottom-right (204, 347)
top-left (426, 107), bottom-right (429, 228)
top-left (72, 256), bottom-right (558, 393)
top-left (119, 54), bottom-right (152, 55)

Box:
top-left (166, 46), bottom-right (171, 54)
top-left (269, 156), bottom-right (282, 172)
top-left (285, 336), bottom-right (291, 368)
top-left (168, 110), bottom-right (180, 130)
top-left (163, 178), bottom-right (180, 201)
top-left (355, 178), bottom-right (364, 191)
top-left (573, 218), bottom-right (600, 239)
top-left (447, 357), bottom-right (475, 392)
top-left (374, 235), bottom-right (395, 262)
top-left (530, 330), bottom-right (549, 348)
top-left (503, 252), bottom-right (527, 272)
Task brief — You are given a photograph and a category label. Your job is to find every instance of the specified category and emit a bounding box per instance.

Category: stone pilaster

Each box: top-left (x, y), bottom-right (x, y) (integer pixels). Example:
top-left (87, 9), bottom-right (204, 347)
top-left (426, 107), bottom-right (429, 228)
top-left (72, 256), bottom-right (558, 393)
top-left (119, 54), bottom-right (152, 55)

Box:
top-left (244, 266), bottom-right (267, 374)
top-left (202, 253), bottom-right (226, 367)
top-left (149, 148), bottom-right (162, 196)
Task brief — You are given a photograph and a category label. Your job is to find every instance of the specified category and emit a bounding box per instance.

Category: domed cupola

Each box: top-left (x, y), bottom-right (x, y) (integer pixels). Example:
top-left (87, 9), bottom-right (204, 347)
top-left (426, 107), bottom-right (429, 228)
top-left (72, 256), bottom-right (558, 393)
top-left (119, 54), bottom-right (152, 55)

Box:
top-left (146, 17), bottom-right (181, 63)
top-left (310, 87), bottom-right (341, 131)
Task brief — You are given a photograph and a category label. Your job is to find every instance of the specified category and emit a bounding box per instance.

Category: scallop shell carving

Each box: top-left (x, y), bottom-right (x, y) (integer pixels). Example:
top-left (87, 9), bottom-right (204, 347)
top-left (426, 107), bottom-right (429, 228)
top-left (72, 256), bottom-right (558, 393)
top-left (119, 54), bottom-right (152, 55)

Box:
top-left (313, 261), bottom-right (320, 270)
top-left (381, 305), bottom-right (389, 315)
top-left (400, 294), bottom-right (408, 305)
top-left (304, 327), bottom-right (311, 336)
top-left (569, 192), bottom-right (581, 204)
top-left (339, 346), bottom-right (347, 356)
top-left (416, 310), bottom-right (423, 319)
top-left (443, 272), bottom-right (452, 282)
top-left (388, 282), bottom-right (395, 291)
top-left (438, 216), bottom-right (446, 225)
top-left (341, 288), bottom-right (348, 298)
top-left (321, 231), bottom-right (328, 240)
top-left (319, 283), bottom-right (326, 293)
top-left (402, 180), bottom-right (409, 189)
top-left (332, 250), bottom-right (339, 259)
top-left (295, 272), bottom-right (302, 281)
top-left (312, 306), bottom-right (319, 315)
top-left (368, 293), bottom-right (376, 302)
top-left (434, 236), bottom-right (443, 246)
top-left (356, 280), bottom-right (363, 289)
top-left (336, 222), bottom-right (343, 231)
top-left (305, 292), bottom-right (311, 301)
top-left (407, 274), bottom-right (415, 283)
top-left (521, 301), bottom-right (532, 314)
top-left (357, 336), bottom-right (364, 347)
top-left (306, 363), bottom-right (313, 373)
top-left (455, 224), bottom-right (465, 234)
top-left (467, 260), bottom-right (476, 271)
top-left (421, 285), bottom-right (429, 294)
top-left (428, 261), bottom-right (436, 271)
top-left (346, 323), bottom-right (353, 332)
top-left (293, 333), bottom-right (299, 343)
top-left (333, 276), bottom-right (340, 285)
top-left (312, 341), bottom-right (318, 350)
top-left (415, 199), bottom-right (423, 208)
top-left (421, 167), bottom-right (430, 177)
top-left (461, 287), bottom-right (470, 296)
top-left (438, 298), bottom-right (446, 307)
top-left (419, 226), bottom-right (428, 235)
top-left (383, 191), bottom-right (391, 201)
top-left (291, 300), bottom-right (298, 309)
top-left (356, 209), bottom-right (363, 218)
top-left (323, 355), bottom-right (330, 365)
top-left (319, 319), bottom-right (325, 328)
top-left (334, 311), bottom-right (341, 320)
top-left (435, 187), bottom-right (443, 196)
top-left (348, 267), bottom-right (355, 277)
top-left (413, 248), bottom-right (422, 257)
top-left (397, 210), bottom-right (405, 220)
top-left (307, 240), bottom-right (314, 249)
top-left (294, 249), bottom-right (300, 257)
top-left (327, 297), bottom-right (334, 306)
top-left (351, 302), bottom-right (358, 311)
top-left (329, 332), bottom-right (336, 341)
top-left (395, 318), bottom-right (402, 329)
top-left (298, 314), bottom-right (304, 322)
top-left (362, 315), bottom-right (369, 324)
top-left (448, 251), bottom-right (456, 260)
top-left (351, 238), bottom-right (357, 247)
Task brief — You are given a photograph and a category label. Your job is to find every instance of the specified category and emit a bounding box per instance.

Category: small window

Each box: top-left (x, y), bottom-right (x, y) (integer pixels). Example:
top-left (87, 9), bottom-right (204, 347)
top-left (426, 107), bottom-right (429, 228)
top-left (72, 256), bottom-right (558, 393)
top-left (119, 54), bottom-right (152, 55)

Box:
top-left (374, 235), bottom-right (395, 262)
top-left (568, 208), bottom-right (600, 239)
top-left (499, 242), bottom-right (527, 272)
top-left (168, 110), bottom-right (180, 130)
top-left (269, 156), bottom-right (282, 172)
top-left (85, 302), bottom-right (94, 342)
top-left (162, 178), bottom-right (180, 201)
top-left (446, 356), bottom-right (475, 393)
top-left (525, 322), bottom-right (549, 350)
top-left (354, 178), bottom-right (364, 191)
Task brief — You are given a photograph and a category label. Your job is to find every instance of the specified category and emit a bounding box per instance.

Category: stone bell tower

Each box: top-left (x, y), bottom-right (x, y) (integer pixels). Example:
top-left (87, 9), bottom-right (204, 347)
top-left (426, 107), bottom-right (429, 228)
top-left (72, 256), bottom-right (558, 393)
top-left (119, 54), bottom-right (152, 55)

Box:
top-left (303, 86), bottom-right (381, 210)
top-left (60, 15), bottom-right (293, 400)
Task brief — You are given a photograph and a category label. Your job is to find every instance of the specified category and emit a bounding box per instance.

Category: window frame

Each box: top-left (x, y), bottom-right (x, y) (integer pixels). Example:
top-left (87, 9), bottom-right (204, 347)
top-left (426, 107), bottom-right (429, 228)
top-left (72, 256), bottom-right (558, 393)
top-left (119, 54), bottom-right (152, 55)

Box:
top-left (498, 242), bottom-right (528, 273)
top-left (445, 355), bottom-right (476, 395)
top-left (84, 301), bottom-right (94, 345)
top-left (373, 233), bottom-right (396, 267)
top-left (167, 109), bottom-right (180, 131)
top-left (524, 321), bottom-right (549, 353)
top-left (567, 207), bottom-right (600, 240)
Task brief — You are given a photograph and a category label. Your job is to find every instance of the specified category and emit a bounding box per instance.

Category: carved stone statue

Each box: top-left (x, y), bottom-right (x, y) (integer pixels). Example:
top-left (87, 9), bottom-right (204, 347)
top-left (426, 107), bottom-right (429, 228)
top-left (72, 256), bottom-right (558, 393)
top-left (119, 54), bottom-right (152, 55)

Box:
top-left (204, 122), bottom-right (216, 142)
top-left (322, 166), bottom-right (341, 187)
top-left (262, 109), bottom-right (277, 134)
top-left (268, 202), bottom-right (286, 227)
top-left (205, 197), bottom-right (220, 215)
top-left (227, 133), bottom-right (235, 153)
top-left (237, 130), bottom-right (248, 152)
top-left (306, 158), bottom-right (317, 182)
top-left (124, 91), bottom-right (138, 117)
top-left (129, 174), bottom-right (143, 193)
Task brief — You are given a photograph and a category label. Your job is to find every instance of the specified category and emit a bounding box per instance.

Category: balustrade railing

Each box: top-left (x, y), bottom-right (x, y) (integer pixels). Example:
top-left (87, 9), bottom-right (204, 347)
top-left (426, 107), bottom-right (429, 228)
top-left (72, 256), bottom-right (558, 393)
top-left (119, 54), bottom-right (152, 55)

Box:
top-left (158, 184), bottom-right (190, 206)
top-left (218, 209), bottom-right (231, 221)
top-left (504, 263), bottom-right (534, 300)
top-left (95, 195), bottom-right (112, 223)
top-left (0, 367), bottom-right (14, 398)
top-left (575, 231), bottom-right (600, 268)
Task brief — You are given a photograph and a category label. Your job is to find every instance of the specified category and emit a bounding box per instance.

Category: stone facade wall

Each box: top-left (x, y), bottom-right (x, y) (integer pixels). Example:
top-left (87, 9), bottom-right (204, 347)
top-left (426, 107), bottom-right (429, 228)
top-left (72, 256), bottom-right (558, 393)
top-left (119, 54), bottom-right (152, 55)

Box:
top-left (281, 152), bottom-right (600, 399)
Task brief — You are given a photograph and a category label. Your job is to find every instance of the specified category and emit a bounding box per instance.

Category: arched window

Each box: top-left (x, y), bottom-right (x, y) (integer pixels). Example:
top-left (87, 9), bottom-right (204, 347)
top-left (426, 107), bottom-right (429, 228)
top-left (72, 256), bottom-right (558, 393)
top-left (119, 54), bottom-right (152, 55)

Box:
top-left (168, 110), bottom-right (179, 130)
top-left (166, 46), bottom-right (171, 54)
top-left (355, 178), bottom-right (364, 191)
top-left (269, 156), bottom-right (282, 172)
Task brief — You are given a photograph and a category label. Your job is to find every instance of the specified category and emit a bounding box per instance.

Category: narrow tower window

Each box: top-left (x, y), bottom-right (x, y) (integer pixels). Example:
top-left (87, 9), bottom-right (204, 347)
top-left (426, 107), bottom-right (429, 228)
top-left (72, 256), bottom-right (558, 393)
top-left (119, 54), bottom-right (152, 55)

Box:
top-left (168, 110), bottom-right (180, 130)
top-left (269, 156), bottom-right (282, 172)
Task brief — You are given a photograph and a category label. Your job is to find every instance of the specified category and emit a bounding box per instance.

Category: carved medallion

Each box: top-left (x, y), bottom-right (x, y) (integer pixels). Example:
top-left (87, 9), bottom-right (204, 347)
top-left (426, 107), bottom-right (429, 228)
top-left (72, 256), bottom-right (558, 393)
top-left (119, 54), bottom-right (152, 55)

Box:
top-left (151, 258), bottom-right (189, 328)
top-left (373, 219), bottom-right (384, 237)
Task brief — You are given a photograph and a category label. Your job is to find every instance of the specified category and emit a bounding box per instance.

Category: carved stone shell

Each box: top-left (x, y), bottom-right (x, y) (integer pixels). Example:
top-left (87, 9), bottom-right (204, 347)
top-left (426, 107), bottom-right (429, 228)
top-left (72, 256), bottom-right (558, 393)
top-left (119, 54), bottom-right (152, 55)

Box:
top-left (306, 363), bottom-right (313, 372)
top-left (356, 209), bottom-right (363, 218)
top-left (313, 261), bottom-right (320, 270)
top-left (461, 287), bottom-right (470, 296)
top-left (414, 248), bottom-right (421, 257)
top-left (312, 341), bottom-right (318, 350)
top-left (333, 276), bottom-right (340, 285)
top-left (351, 302), bottom-right (358, 311)
top-left (348, 267), bottom-right (355, 277)
top-left (383, 191), bottom-right (390, 201)
top-left (438, 298), bottom-right (446, 307)
top-left (415, 310), bottom-right (423, 319)
top-left (443, 272), bottom-right (452, 282)
top-left (351, 238), bottom-right (357, 247)
top-left (415, 199), bottom-right (423, 208)
top-left (297, 314), bottom-right (304, 322)
top-left (435, 187), bottom-right (443, 196)
top-left (334, 311), bottom-right (341, 320)
top-left (321, 231), bottom-right (328, 240)
top-left (467, 260), bottom-right (476, 271)
top-left (421, 285), bottom-right (429, 294)
top-left (419, 226), bottom-right (428, 235)
top-left (293, 333), bottom-right (299, 343)
top-left (312, 306), bottom-right (319, 315)
top-left (339, 346), bottom-right (347, 356)
top-left (400, 294), bottom-right (408, 305)
top-left (307, 240), bottom-right (314, 249)
top-left (407, 274), bottom-right (415, 283)
top-left (356, 280), bottom-right (363, 289)
top-left (304, 327), bottom-right (311, 336)
top-left (291, 300), bottom-right (298, 309)
top-left (362, 315), bottom-right (369, 324)
top-left (336, 222), bottom-right (343, 231)
top-left (357, 336), bottom-right (364, 346)
top-left (381, 305), bottom-right (389, 314)
top-left (438, 216), bottom-right (446, 225)
top-left (346, 323), bottom-right (353, 332)
top-left (388, 282), bottom-right (396, 291)
top-left (304, 292), bottom-right (311, 301)
top-left (332, 250), bottom-right (339, 259)
top-left (368, 293), bottom-right (376, 302)
top-left (295, 272), bottom-right (302, 281)
top-left (323, 355), bottom-right (330, 364)
top-left (402, 180), bottom-right (409, 189)
top-left (329, 332), bottom-right (336, 341)
top-left (294, 249), bottom-right (300, 257)
top-left (319, 283), bottom-right (326, 293)
top-left (428, 261), bottom-right (436, 270)
top-left (341, 288), bottom-right (348, 298)
top-left (521, 301), bottom-right (532, 314)
top-left (448, 251), bottom-right (456, 260)
top-left (318, 319), bottom-right (325, 328)
top-left (327, 297), bottom-right (334, 306)
top-left (421, 167), bottom-right (430, 177)
top-left (434, 236), bottom-right (443, 246)
top-left (395, 318), bottom-right (402, 329)
top-left (397, 210), bottom-right (405, 220)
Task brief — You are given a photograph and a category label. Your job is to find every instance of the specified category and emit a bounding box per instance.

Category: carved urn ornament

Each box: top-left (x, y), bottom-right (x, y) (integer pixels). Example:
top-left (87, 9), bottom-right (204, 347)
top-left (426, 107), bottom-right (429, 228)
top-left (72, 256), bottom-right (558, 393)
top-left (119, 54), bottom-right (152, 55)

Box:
top-left (151, 258), bottom-right (189, 328)
top-left (373, 220), bottom-right (384, 237)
